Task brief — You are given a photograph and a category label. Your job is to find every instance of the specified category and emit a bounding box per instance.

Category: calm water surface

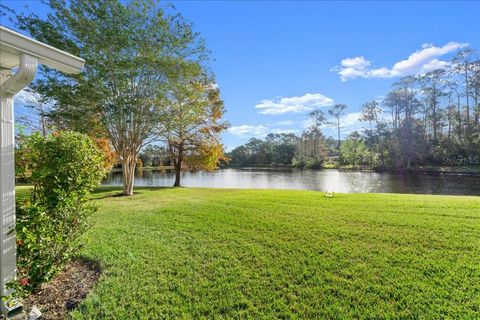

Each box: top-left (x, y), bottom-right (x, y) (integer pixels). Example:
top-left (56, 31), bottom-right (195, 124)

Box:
top-left (102, 168), bottom-right (480, 196)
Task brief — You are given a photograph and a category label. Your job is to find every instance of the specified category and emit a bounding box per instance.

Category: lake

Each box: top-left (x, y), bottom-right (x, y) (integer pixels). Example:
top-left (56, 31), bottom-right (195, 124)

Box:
top-left (102, 168), bottom-right (480, 196)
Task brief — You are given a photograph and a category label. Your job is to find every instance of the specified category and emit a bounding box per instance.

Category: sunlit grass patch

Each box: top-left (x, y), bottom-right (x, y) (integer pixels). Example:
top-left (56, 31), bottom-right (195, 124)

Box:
top-left (20, 187), bottom-right (479, 319)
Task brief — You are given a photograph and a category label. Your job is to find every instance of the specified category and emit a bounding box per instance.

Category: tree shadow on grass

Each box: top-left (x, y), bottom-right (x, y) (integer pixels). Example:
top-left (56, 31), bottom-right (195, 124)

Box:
top-left (92, 186), bottom-right (175, 199)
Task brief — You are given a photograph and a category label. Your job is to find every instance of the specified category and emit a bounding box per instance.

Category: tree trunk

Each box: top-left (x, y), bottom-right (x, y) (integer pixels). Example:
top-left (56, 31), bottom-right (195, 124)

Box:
top-left (374, 117), bottom-right (385, 169)
top-left (173, 147), bottom-right (183, 187)
top-left (475, 106), bottom-right (480, 129)
top-left (122, 154), bottom-right (136, 196)
top-left (368, 121), bottom-right (373, 166)
top-left (432, 103), bottom-right (437, 143)
top-left (475, 97), bottom-right (479, 129)
top-left (173, 165), bottom-right (181, 187)
top-left (456, 94), bottom-right (462, 141)
top-left (40, 103), bottom-right (47, 137)
top-left (337, 117), bottom-right (341, 149)
top-left (465, 69), bottom-right (470, 125)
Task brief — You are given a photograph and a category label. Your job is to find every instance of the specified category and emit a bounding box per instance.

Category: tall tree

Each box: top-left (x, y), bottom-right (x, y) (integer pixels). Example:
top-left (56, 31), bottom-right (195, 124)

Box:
top-left (328, 104), bottom-right (347, 149)
top-left (159, 76), bottom-right (229, 187)
top-left (307, 109), bottom-right (328, 162)
top-left (360, 100), bottom-right (385, 167)
top-left (15, 0), bottom-right (209, 195)
top-left (419, 69), bottom-right (447, 144)
top-left (469, 60), bottom-right (480, 129)
top-left (384, 77), bottom-right (423, 169)
top-left (451, 47), bottom-right (475, 128)
top-left (445, 80), bottom-right (464, 142)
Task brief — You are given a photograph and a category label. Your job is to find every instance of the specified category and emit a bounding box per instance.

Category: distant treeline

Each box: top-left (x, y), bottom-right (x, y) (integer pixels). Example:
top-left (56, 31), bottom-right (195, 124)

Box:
top-left (226, 47), bottom-right (480, 170)
top-left (225, 133), bottom-right (336, 169)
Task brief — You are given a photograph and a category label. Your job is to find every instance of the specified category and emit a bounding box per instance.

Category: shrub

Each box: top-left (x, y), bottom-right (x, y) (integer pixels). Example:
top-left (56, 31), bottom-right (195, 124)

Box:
top-left (292, 159), bottom-right (305, 168)
top-left (15, 131), bottom-right (32, 182)
top-left (12, 132), bottom-right (106, 296)
top-left (304, 160), bottom-right (323, 169)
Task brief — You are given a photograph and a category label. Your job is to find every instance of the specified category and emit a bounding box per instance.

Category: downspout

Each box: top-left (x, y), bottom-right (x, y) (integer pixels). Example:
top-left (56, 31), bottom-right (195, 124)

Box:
top-left (0, 53), bottom-right (37, 317)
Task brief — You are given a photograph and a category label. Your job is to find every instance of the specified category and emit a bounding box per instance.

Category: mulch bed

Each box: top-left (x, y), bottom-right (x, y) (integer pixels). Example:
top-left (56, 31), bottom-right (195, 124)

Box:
top-left (22, 259), bottom-right (101, 319)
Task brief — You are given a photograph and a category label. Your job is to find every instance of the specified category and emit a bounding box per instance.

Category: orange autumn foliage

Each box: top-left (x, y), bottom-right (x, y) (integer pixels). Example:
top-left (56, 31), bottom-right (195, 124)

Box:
top-left (93, 137), bottom-right (117, 171)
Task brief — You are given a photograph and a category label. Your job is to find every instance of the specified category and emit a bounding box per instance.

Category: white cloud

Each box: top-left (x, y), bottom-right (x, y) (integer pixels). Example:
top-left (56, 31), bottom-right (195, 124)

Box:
top-left (255, 93), bottom-right (334, 115)
top-left (334, 56), bottom-right (372, 81)
top-left (419, 59), bottom-right (449, 73)
top-left (333, 42), bottom-right (468, 81)
top-left (271, 128), bottom-right (300, 134)
top-left (228, 125), bottom-right (267, 137)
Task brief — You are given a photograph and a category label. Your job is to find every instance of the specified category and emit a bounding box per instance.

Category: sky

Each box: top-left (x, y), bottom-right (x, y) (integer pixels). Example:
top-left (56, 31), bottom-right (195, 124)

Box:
top-left (2, 1), bottom-right (480, 150)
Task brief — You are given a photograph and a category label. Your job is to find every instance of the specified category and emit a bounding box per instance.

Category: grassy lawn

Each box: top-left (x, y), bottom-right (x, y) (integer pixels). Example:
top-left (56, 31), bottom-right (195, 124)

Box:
top-left (19, 187), bottom-right (480, 319)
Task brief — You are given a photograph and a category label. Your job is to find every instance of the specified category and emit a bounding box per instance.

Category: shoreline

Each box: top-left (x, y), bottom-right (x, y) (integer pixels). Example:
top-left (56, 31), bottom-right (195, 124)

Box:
top-left (104, 165), bottom-right (480, 177)
top-left (220, 165), bottom-right (480, 176)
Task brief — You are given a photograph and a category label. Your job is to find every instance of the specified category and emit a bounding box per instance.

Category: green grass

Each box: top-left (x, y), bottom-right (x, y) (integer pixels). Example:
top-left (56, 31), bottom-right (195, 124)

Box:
top-left (19, 187), bottom-right (480, 319)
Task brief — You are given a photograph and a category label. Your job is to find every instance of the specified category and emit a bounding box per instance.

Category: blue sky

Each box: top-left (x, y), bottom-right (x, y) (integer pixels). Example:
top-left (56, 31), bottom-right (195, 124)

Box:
top-left (3, 1), bottom-right (480, 150)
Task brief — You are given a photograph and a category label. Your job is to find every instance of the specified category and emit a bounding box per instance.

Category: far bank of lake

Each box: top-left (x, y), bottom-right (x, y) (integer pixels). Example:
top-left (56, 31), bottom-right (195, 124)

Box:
top-left (103, 168), bottom-right (480, 196)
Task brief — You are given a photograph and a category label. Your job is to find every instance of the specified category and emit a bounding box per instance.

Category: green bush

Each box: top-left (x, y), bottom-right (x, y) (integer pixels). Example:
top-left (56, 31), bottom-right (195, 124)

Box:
top-left (304, 159), bottom-right (323, 169)
top-left (14, 131), bottom-right (31, 181)
top-left (13, 131), bottom-right (106, 296)
top-left (292, 159), bottom-right (305, 168)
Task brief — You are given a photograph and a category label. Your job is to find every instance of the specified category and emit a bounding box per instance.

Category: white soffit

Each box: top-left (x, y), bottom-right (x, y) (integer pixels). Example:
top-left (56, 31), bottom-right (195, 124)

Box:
top-left (0, 25), bottom-right (84, 74)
